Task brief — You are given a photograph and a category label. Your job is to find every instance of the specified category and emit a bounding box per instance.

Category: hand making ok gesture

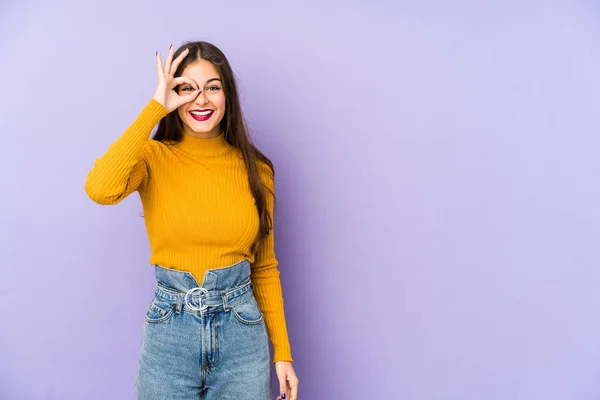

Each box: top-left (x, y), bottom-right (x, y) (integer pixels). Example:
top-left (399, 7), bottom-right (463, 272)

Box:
top-left (152, 45), bottom-right (200, 113)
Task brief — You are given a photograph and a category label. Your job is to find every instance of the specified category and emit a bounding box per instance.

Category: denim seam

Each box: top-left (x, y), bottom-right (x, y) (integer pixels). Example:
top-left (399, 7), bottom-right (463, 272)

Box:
top-left (231, 306), bottom-right (264, 325)
top-left (145, 303), bottom-right (175, 323)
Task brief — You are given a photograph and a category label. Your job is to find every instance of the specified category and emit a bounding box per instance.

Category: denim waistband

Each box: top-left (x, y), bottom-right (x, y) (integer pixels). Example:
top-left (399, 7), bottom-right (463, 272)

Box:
top-left (154, 278), bottom-right (254, 313)
top-left (151, 259), bottom-right (254, 313)
top-left (153, 259), bottom-right (252, 291)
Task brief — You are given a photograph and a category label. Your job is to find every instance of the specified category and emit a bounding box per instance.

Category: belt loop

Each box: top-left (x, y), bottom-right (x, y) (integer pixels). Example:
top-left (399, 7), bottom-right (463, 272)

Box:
top-left (175, 294), bottom-right (182, 314)
top-left (222, 292), bottom-right (230, 311)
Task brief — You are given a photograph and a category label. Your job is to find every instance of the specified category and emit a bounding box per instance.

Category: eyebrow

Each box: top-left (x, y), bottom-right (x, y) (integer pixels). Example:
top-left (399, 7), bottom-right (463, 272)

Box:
top-left (181, 78), bottom-right (222, 87)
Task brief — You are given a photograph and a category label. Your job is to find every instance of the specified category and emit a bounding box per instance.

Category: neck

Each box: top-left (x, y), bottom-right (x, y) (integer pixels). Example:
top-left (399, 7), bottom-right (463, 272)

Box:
top-left (177, 130), bottom-right (231, 158)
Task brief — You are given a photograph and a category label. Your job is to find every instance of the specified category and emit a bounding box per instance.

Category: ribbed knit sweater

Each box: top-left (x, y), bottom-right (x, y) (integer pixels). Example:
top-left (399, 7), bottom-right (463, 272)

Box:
top-left (84, 99), bottom-right (292, 363)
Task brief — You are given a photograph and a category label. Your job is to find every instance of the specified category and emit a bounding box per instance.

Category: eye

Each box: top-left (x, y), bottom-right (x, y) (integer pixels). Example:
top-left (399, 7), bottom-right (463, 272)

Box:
top-left (206, 85), bottom-right (221, 92)
top-left (181, 86), bottom-right (194, 92)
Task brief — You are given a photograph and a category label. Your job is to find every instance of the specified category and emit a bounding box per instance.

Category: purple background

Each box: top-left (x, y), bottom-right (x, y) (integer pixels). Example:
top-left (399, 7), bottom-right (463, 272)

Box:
top-left (1, 0), bottom-right (600, 399)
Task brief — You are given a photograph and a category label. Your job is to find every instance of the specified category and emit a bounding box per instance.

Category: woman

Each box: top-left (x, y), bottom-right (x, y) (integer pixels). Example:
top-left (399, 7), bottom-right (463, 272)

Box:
top-left (84, 41), bottom-right (299, 400)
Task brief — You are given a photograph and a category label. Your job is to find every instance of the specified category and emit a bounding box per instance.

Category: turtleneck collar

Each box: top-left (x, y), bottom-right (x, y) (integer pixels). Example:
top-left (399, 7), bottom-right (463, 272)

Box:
top-left (177, 131), bottom-right (232, 158)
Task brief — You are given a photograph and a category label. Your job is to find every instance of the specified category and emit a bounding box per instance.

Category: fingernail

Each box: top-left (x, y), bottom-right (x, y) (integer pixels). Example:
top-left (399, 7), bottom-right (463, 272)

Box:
top-left (155, 50), bottom-right (158, 55)
top-left (281, 394), bottom-right (286, 399)
top-left (170, 44), bottom-right (173, 49)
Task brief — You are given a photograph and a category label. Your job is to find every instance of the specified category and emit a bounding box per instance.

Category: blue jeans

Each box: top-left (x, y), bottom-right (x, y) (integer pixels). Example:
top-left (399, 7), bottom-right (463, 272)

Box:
top-left (134, 259), bottom-right (272, 399)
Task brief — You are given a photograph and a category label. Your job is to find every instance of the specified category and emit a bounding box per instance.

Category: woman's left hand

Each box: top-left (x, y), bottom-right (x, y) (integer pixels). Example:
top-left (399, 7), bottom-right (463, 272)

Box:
top-left (275, 361), bottom-right (299, 400)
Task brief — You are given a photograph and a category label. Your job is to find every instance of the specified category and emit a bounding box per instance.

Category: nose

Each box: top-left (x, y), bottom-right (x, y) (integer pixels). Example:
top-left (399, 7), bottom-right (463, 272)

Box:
top-left (194, 89), bottom-right (208, 105)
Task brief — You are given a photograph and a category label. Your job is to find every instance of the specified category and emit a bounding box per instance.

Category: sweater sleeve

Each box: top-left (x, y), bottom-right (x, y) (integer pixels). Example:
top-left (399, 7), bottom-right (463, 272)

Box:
top-left (84, 100), bottom-right (168, 205)
top-left (251, 165), bottom-right (294, 363)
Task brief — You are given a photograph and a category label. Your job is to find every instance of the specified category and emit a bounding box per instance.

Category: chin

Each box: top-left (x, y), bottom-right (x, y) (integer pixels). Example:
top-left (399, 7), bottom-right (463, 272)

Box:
top-left (184, 118), bottom-right (222, 135)
top-left (189, 123), bottom-right (212, 132)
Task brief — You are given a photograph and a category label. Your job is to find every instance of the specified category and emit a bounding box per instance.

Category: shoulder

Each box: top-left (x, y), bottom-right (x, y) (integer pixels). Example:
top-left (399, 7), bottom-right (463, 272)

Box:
top-left (143, 138), bottom-right (175, 159)
top-left (256, 158), bottom-right (274, 186)
top-left (136, 139), bottom-right (157, 161)
top-left (257, 158), bottom-right (274, 176)
top-left (229, 146), bottom-right (274, 187)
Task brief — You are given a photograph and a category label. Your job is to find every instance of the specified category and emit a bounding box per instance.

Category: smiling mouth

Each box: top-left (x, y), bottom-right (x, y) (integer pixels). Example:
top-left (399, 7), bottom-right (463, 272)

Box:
top-left (189, 110), bottom-right (214, 121)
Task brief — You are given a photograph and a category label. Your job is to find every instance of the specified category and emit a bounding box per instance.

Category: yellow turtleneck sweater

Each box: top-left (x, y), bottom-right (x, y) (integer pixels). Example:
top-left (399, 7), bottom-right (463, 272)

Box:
top-left (84, 99), bottom-right (292, 363)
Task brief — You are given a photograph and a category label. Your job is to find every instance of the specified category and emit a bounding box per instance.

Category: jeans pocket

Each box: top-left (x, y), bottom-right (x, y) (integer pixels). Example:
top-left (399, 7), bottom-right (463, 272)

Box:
top-left (145, 298), bottom-right (175, 323)
top-left (232, 296), bottom-right (264, 325)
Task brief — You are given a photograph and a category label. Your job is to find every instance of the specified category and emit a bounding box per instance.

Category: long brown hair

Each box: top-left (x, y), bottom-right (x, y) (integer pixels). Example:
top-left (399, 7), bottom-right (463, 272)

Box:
top-left (152, 40), bottom-right (274, 255)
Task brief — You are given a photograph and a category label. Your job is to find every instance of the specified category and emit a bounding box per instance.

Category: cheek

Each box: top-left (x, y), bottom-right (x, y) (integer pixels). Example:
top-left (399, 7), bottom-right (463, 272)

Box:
top-left (177, 107), bottom-right (186, 120)
top-left (176, 107), bottom-right (193, 128)
top-left (215, 95), bottom-right (226, 112)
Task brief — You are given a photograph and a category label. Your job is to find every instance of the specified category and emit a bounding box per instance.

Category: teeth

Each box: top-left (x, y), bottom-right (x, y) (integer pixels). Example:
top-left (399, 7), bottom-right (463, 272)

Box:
top-left (190, 110), bottom-right (213, 116)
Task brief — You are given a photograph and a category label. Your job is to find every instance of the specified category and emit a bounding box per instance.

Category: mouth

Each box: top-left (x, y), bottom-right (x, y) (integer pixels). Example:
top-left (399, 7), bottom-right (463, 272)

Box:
top-left (189, 110), bottom-right (214, 122)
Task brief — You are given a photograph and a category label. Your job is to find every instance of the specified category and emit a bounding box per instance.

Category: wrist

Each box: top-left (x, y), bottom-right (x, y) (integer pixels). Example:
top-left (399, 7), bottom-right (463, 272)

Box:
top-left (152, 96), bottom-right (165, 107)
top-left (149, 98), bottom-right (169, 113)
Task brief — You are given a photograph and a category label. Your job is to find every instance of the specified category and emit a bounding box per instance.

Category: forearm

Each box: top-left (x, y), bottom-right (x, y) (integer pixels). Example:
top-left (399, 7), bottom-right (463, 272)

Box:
top-left (251, 258), bottom-right (294, 363)
top-left (84, 99), bottom-right (167, 204)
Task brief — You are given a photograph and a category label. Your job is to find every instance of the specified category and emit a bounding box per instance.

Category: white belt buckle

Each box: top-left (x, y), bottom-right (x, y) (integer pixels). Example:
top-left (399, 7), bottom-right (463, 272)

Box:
top-left (184, 287), bottom-right (209, 311)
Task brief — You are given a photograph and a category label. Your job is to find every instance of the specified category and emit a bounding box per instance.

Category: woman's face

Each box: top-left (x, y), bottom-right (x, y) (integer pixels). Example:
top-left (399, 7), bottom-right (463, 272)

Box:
top-left (177, 59), bottom-right (226, 138)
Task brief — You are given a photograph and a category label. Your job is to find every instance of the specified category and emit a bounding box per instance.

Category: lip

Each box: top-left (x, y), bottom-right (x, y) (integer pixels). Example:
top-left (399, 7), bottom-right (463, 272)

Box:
top-left (189, 110), bottom-right (214, 122)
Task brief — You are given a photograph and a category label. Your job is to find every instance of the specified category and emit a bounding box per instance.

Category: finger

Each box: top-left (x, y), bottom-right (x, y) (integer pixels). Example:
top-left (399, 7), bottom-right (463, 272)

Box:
top-left (156, 51), bottom-right (164, 81)
top-left (172, 88), bottom-right (200, 110)
top-left (180, 89), bottom-right (201, 105)
top-left (164, 44), bottom-right (175, 76)
top-left (171, 76), bottom-right (198, 90)
top-left (279, 380), bottom-right (288, 400)
top-left (170, 48), bottom-right (190, 75)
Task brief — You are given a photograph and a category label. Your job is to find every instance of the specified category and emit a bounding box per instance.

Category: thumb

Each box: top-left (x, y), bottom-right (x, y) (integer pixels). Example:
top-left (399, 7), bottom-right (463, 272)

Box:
top-left (171, 89), bottom-right (200, 112)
